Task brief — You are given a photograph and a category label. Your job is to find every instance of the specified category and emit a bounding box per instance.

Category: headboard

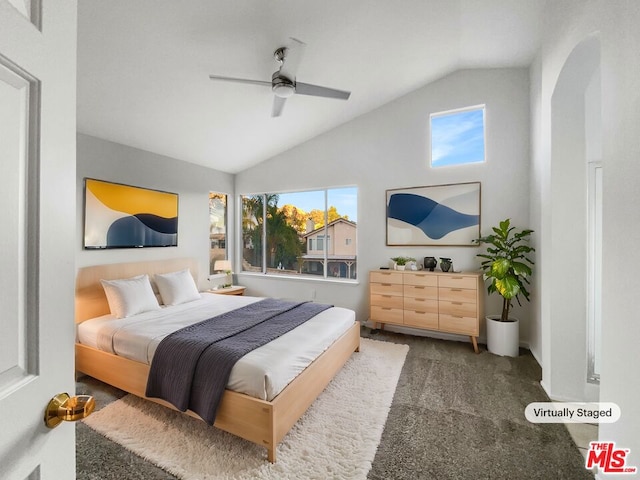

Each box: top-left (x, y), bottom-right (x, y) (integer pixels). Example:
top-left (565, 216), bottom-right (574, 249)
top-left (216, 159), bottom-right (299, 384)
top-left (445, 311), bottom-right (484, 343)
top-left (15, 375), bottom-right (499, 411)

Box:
top-left (75, 258), bottom-right (199, 323)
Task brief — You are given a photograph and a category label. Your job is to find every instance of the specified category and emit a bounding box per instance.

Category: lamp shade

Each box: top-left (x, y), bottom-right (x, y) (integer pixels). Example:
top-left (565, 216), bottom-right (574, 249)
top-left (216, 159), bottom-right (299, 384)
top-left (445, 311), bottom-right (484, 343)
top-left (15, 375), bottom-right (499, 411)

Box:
top-left (214, 260), bottom-right (232, 272)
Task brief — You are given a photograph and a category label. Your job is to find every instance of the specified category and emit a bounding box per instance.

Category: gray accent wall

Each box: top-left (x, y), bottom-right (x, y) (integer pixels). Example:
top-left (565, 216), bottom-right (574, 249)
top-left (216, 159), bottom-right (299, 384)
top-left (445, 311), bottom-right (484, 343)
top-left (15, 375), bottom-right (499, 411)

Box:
top-left (235, 67), bottom-right (531, 342)
top-left (76, 133), bottom-right (234, 289)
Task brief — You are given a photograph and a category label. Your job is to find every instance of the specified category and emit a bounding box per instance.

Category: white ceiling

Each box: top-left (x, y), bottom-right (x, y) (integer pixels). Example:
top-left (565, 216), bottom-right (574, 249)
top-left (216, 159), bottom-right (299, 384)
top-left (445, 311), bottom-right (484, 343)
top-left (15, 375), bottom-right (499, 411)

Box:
top-left (77, 0), bottom-right (543, 174)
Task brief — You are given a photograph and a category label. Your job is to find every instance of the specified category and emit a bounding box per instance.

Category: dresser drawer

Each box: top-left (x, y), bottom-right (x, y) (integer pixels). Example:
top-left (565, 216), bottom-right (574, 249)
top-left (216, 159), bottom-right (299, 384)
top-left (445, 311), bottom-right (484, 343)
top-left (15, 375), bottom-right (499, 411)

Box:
top-left (439, 300), bottom-right (477, 317)
top-left (370, 305), bottom-right (404, 324)
top-left (439, 314), bottom-right (478, 335)
top-left (403, 272), bottom-right (438, 287)
top-left (370, 282), bottom-right (403, 296)
top-left (404, 285), bottom-right (438, 299)
top-left (370, 271), bottom-right (403, 284)
top-left (438, 287), bottom-right (477, 304)
top-left (438, 275), bottom-right (478, 290)
top-left (404, 296), bottom-right (438, 312)
top-left (404, 310), bottom-right (438, 329)
top-left (370, 293), bottom-right (404, 309)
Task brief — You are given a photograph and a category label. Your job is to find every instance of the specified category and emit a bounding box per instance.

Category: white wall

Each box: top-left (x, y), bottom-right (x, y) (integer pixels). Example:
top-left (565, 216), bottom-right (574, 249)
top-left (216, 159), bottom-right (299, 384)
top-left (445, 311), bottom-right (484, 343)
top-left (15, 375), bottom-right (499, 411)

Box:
top-left (76, 134), bottom-right (234, 288)
top-left (530, 0), bottom-right (640, 474)
top-left (236, 67), bottom-right (532, 344)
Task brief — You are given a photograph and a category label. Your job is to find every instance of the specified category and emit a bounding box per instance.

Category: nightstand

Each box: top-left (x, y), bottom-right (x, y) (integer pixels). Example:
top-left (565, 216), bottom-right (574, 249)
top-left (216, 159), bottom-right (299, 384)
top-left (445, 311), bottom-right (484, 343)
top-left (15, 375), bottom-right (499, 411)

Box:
top-left (208, 285), bottom-right (246, 296)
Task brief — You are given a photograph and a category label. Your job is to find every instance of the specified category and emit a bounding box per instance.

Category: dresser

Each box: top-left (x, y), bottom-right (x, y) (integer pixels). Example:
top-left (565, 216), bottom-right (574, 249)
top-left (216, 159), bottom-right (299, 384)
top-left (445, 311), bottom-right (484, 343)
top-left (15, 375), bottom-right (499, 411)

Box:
top-left (369, 270), bottom-right (484, 353)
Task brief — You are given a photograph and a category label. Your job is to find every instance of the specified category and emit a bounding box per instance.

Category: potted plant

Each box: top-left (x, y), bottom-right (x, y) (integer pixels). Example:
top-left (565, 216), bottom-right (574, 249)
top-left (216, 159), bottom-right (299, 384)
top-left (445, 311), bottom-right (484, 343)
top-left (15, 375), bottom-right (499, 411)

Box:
top-left (391, 256), bottom-right (415, 271)
top-left (474, 219), bottom-right (534, 357)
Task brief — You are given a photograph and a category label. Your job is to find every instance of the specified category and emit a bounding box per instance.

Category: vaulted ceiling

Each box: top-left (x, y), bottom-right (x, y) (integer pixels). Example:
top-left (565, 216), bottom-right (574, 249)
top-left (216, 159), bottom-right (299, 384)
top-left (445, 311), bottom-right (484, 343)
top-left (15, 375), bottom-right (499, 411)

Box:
top-left (77, 0), bottom-right (543, 174)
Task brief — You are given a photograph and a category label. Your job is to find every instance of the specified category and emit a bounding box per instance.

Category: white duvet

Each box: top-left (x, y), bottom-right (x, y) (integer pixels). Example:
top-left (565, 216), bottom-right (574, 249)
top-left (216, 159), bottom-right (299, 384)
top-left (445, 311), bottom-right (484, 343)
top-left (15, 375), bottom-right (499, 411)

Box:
top-left (77, 293), bottom-right (356, 401)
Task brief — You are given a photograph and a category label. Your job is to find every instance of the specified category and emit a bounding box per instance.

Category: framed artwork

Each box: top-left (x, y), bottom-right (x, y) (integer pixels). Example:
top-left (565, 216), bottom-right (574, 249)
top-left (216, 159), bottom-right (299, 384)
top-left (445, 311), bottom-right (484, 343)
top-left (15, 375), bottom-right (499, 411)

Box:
top-left (83, 178), bottom-right (178, 249)
top-left (386, 182), bottom-right (481, 246)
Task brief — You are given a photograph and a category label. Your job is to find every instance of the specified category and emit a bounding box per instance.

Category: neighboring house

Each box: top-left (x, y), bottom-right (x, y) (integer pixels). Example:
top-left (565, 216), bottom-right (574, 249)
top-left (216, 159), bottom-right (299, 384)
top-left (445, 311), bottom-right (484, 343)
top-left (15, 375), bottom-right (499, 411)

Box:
top-left (209, 232), bottom-right (226, 272)
top-left (300, 218), bottom-right (357, 279)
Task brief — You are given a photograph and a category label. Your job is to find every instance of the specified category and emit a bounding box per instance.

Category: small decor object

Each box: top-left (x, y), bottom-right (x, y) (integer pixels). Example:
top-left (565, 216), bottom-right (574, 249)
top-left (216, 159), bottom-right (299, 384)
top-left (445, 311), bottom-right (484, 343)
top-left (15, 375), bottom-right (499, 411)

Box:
top-left (386, 182), bottom-right (481, 246)
top-left (84, 178), bottom-right (178, 249)
top-left (423, 256), bottom-right (437, 271)
top-left (474, 219), bottom-right (535, 357)
top-left (439, 257), bottom-right (452, 272)
top-left (390, 256), bottom-right (415, 271)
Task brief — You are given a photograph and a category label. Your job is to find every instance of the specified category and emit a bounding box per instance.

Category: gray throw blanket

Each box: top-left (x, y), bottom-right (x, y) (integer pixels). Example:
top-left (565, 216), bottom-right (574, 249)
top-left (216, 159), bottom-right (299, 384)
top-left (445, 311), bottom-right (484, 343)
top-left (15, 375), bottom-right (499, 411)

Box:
top-left (145, 298), bottom-right (332, 424)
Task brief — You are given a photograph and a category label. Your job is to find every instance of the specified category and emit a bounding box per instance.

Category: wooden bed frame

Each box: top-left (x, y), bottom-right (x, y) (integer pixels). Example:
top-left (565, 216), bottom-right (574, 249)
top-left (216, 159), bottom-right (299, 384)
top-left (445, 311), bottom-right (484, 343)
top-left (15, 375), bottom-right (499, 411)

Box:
top-left (75, 258), bottom-right (360, 463)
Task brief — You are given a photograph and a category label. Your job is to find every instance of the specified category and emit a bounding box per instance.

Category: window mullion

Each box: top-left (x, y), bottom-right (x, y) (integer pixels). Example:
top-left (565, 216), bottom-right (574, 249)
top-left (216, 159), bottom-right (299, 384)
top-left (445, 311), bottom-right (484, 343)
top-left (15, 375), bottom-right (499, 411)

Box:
top-left (262, 194), bottom-right (267, 274)
top-left (323, 189), bottom-right (328, 278)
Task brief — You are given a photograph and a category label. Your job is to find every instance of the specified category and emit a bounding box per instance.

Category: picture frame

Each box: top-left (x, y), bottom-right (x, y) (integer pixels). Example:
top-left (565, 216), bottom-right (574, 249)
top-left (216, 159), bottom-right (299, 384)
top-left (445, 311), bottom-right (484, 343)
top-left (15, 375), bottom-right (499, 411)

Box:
top-left (386, 182), bottom-right (481, 246)
top-left (83, 178), bottom-right (179, 249)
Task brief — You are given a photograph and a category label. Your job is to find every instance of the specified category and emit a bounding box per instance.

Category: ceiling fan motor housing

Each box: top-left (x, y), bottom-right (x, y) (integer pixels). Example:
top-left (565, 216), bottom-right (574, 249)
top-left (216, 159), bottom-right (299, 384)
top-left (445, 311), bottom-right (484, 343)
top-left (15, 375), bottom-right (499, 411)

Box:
top-left (272, 72), bottom-right (295, 98)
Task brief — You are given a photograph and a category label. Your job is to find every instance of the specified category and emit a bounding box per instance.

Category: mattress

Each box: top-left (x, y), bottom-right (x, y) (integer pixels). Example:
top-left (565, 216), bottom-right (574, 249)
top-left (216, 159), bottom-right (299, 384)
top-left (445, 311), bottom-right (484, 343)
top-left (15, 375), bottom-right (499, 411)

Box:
top-left (76, 293), bottom-right (356, 401)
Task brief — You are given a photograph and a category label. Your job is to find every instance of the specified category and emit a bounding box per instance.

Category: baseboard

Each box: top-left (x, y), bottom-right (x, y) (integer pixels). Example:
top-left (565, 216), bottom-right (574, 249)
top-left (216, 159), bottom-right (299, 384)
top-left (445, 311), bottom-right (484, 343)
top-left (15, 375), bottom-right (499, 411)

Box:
top-left (529, 345), bottom-right (542, 367)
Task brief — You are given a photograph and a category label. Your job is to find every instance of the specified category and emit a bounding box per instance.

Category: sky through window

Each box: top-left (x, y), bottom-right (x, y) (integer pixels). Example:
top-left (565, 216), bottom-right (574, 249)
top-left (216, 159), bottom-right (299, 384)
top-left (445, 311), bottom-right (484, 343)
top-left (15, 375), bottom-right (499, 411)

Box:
top-left (431, 106), bottom-right (485, 167)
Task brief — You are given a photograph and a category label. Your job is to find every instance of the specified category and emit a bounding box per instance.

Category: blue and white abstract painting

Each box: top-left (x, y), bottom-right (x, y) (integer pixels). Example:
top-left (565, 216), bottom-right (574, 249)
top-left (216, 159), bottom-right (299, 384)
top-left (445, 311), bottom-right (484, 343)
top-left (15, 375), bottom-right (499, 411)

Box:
top-left (386, 182), bottom-right (481, 246)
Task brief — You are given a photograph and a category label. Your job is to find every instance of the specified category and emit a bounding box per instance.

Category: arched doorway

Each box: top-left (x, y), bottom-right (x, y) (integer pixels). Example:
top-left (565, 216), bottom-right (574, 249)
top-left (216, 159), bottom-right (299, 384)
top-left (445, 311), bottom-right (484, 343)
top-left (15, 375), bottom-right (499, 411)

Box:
top-left (549, 34), bottom-right (601, 401)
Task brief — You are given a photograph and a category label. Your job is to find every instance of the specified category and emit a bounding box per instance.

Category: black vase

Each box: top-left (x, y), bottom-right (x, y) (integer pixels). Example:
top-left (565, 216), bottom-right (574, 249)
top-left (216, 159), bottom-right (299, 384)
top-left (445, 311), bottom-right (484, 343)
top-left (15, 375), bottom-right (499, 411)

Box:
top-left (424, 256), bottom-right (437, 271)
top-left (440, 258), bottom-right (452, 272)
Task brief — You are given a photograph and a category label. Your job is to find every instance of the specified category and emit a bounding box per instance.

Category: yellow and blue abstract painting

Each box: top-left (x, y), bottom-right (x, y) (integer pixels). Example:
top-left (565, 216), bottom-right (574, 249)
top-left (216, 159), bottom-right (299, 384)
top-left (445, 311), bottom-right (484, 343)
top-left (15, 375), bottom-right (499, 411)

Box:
top-left (84, 179), bottom-right (178, 248)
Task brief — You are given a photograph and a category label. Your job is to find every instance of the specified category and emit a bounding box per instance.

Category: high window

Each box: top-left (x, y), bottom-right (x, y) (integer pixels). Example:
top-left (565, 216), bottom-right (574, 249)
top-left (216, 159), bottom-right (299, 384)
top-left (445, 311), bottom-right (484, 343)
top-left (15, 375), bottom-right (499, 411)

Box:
top-left (430, 105), bottom-right (486, 168)
top-left (209, 192), bottom-right (227, 274)
top-left (241, 187), bottom-right (357, 280)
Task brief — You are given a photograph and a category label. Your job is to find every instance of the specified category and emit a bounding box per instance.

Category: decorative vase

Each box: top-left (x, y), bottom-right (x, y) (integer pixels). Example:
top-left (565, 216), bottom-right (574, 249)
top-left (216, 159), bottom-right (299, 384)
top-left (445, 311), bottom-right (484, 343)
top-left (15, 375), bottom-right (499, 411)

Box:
top-left (440, 257), bottom-right (452, 272)
top-left (423, 257), bottom-right (437, 271)
top-left (486, 315), bottom-right (520, 357)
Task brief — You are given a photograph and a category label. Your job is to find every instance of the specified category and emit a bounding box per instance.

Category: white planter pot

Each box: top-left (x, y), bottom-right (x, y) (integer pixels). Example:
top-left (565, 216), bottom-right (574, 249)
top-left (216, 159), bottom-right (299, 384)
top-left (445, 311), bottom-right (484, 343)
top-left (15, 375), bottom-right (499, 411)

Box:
top-left (396, 265), bottom-right (406, 271)
top-left (486, 315), bottom-right (520, 357)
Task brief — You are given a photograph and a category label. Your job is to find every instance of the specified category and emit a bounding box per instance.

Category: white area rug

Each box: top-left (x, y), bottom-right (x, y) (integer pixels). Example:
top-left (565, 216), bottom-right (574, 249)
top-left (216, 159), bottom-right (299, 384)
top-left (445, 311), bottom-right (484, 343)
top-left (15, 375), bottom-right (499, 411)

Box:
top-left (83, 337), bottom-right (408, 480)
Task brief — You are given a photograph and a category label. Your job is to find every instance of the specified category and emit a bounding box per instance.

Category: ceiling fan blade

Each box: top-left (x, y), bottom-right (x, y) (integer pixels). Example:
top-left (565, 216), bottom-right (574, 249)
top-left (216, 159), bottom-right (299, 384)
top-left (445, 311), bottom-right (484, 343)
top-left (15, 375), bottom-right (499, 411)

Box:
top-left (209, 75), bottom-right (271, 88)
top-left (295, 82), bottom-right (351, 100)
top-left (278, 37), bottom-right (307, 81)
top-left (271, 96), bottom-right (287, 117)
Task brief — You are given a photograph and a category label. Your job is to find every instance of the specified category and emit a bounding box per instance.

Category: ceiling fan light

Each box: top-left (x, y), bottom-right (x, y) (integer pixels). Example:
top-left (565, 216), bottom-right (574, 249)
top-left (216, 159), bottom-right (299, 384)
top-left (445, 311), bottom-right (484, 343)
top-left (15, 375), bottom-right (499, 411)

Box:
top-left (273, 83), bottom-right (295, 98)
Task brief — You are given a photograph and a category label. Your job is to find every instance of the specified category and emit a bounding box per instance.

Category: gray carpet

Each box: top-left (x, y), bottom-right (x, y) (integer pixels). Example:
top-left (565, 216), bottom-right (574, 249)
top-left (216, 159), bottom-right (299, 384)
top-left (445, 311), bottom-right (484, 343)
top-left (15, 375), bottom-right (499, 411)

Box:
top-left (76, 328), bottom-right (592, 479)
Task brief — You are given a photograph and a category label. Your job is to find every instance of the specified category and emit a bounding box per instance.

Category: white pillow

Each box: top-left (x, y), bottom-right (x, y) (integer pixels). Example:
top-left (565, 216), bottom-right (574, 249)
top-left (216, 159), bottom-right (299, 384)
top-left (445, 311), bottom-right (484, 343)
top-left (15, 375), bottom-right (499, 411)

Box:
top-left (154, 268), bottom-right (200, 306)
top-left (100, 274), bottom-right (160, 319)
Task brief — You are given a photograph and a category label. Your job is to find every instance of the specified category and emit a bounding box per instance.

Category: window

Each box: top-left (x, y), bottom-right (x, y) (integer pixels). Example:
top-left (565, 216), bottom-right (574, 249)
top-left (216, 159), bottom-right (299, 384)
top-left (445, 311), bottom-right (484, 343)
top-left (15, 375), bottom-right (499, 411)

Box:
top-left (430, 105), bottom-right (485, 168)
top-left (209, 192), bottom-right (227, 274)
top-left (241, 187), bottom-right (357, 280)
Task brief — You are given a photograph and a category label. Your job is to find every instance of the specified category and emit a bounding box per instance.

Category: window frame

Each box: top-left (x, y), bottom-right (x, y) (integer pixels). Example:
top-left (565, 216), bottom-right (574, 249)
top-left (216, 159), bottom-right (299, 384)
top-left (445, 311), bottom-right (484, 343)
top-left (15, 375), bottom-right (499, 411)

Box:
top-left (208, 192), bottom-right (228, 275)
top-left (238, 186), bottom-right (357, 282)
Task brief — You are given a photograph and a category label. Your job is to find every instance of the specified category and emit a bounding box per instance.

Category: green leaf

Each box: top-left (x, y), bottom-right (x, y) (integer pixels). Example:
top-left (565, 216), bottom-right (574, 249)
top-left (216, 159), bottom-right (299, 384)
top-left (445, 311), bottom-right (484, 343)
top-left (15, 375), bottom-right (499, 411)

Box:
top-left (495, 276), bottom-right (520, 299)
top-left (491, 258), bottom-right (511, 279)
top-left (512, 261), bottom-right (532, 277)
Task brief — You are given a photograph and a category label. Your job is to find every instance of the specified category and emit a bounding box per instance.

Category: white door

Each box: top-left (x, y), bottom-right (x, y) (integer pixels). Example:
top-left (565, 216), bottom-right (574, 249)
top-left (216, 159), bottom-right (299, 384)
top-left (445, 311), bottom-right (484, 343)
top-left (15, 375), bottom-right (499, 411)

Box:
top-left (0, 2), bottom-right (78, 479)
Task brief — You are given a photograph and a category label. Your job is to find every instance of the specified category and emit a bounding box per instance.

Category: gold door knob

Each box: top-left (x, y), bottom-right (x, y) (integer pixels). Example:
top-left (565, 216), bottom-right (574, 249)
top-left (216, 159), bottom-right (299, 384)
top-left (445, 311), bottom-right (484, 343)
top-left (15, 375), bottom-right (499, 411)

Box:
top-left (44, 393), bottom-right (95, 428)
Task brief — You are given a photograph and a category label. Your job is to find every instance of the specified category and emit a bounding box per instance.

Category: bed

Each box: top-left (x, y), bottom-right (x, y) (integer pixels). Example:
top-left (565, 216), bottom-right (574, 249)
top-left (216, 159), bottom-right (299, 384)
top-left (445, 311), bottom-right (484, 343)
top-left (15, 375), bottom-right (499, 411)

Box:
top-left (74, 258), bottom-right (360, 462)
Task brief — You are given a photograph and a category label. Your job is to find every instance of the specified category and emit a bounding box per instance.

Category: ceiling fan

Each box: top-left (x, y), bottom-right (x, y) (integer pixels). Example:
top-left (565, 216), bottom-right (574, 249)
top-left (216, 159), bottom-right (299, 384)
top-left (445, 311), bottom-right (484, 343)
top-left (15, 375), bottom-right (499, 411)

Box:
top-left (209, 38), bottom-right (351, 117)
